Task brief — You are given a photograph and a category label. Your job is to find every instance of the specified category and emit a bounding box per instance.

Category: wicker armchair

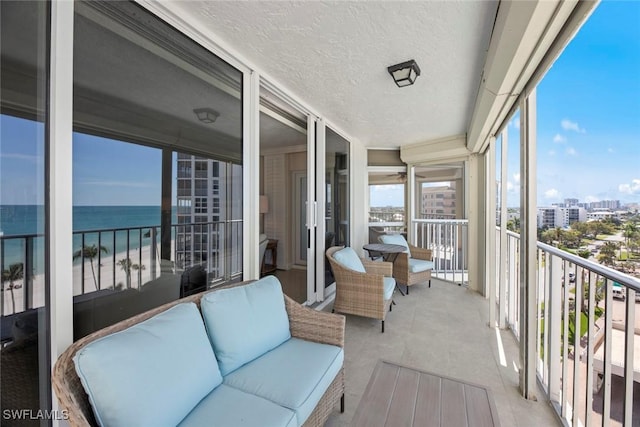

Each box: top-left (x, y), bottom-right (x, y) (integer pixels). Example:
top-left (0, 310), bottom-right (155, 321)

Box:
top-left (379, 234), bottom-right (433, 295)
top-left (326, 246), bottom-right (395, 333)
top-left (52, 281), bottom-right (345, 427)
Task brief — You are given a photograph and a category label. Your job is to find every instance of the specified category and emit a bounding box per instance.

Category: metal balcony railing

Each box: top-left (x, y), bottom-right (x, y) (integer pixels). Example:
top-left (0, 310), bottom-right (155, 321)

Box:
top-left (500, 229), bottom-right (640, 427)
top-left (412, 219), bottom-right (469, 286)
top-left (0, 220), bottom-right (243, 316)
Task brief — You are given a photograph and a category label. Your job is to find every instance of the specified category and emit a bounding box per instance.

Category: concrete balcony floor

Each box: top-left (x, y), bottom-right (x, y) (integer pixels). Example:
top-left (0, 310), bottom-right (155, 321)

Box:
top-left (324, 279), bottom-right (561, 426)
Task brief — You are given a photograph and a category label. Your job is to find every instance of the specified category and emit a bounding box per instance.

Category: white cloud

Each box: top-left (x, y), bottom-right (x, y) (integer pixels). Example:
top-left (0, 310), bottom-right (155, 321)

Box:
top-left (513, 173), bottom-right (520, 184)
top-left (510, 118), bottom-right (520, 130)
top-left (544, 188), bottom-right (560, 199)
top-left (561, 119), bottom-right (585, 133)
top-left (565, 147), bottom-right (577, 156)
top-left (585, 195), bottom-right (599, 203)
top-left (619, 179), bottom-right (640, 195)
top-left (608, 148), bottom-right (614, 153)
top-left (506, 181), bottom-right (519, 193)
top-left (553, 134), bottom-right (566, 144)
top-left (548, 150), bottom-right (556, 156)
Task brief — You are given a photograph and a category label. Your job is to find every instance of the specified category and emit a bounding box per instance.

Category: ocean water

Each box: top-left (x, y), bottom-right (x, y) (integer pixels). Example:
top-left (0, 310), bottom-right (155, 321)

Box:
top-left (0, 205), bottom-right (177, 270)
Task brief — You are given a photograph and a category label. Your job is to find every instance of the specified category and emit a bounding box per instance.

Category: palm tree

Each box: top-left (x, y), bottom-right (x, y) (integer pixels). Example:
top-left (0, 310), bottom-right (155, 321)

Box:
top-left (73, 244), bottom-right (109, 290)
top-left (623, 222), bottom-right (638, 256)
top-left (2, 263), bottom-right (24, 314)
top-left (117, 258), bottom-right (145, 288)
top-left (598, 241), bottom-right (619, 266)
top-left (117, 258), bottom-right (134, 289)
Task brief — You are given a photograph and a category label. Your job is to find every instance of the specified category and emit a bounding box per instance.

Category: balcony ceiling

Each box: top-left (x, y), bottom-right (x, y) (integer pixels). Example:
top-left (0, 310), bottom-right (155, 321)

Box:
top-left (172, 1), bottom-right (499, 148)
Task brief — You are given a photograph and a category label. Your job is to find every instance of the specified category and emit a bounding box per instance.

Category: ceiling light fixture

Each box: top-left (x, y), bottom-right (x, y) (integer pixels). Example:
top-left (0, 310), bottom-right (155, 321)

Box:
top-left (193, 108), bottom-right (220, 124)
top-left (387, 59), bottom-right (420, 87)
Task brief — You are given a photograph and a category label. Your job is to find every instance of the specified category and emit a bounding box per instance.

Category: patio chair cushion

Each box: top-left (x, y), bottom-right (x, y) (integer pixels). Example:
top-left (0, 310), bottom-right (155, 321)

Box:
top-left (383, 277), bottom-right (396, 300)
top-left (333, 247), bottom-right (366, 273)
top-left (201, 276), bottom-right (291, 375)
top-left (73, 303), bottom-right (221, 427)
top-left (178, 384), bottom-right (296, 427)
top-left (379, 234), bottom-right (411, 256)
top-left (223, 337), bottom-right (344, 426)
top-left (409, 259), bottom-right (434, 273)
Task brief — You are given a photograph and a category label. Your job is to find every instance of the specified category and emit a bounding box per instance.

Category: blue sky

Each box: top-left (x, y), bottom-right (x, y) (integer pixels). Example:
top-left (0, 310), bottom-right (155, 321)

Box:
top-left (371, 1), bottom-right (640, 209)
top-left (504, 0), bottom-right (640, 207)
top-left (1, 1), bottom-right (638, 209)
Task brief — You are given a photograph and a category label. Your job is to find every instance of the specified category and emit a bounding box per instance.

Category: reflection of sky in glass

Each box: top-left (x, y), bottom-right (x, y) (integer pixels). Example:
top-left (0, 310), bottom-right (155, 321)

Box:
top-left (0, 115), bottom-right (45, 205)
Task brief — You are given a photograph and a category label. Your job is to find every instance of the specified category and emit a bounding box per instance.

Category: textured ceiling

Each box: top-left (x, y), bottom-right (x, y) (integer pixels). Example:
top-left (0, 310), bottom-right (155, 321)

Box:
top-left (173, 1), bottom-right (498, 148)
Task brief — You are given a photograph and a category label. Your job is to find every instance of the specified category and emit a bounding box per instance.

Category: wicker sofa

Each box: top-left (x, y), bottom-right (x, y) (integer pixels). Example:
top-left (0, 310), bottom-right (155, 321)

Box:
top-left (53, 277), bottom-right (345, 427)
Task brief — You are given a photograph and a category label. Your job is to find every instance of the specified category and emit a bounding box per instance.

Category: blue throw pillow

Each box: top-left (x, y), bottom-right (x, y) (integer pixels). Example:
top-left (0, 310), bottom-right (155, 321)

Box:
top-left (201, 276), bottom-right (291, 376)
top-left (333, 247), bottom-right (366, 273)
top-left (73, 303), bottom-right (222, 427)
top-left (379, 234), bottom-right (411, 256)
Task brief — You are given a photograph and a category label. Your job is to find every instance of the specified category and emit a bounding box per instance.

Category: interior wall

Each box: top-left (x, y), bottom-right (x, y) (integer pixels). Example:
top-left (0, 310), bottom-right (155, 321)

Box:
top-left (264, 153), bottom-right (289, 269)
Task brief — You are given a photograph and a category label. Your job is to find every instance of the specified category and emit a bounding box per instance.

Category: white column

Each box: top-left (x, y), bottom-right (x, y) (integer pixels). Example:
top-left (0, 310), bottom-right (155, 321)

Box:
top-left (499, 129), bottom-right (509, 329)
top-left (307, 118), bottom-right (319, 302)
top-left (487, 138), bottom-right (497, 326)
top-left (50, 0), bottom-right (74, 417)
top-left (519, 88), bottom-right (538, 399)
top-left (467, 154), bottom-right (483, 293)
top-left (315, 119), bottom-right (326, 299)
top-left (242, 71), bottom-right (260, 280)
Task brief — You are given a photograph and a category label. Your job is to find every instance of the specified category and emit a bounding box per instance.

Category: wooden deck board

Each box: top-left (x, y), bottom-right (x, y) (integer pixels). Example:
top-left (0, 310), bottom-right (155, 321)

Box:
top-left (352, 360), bottom-right (500, 427)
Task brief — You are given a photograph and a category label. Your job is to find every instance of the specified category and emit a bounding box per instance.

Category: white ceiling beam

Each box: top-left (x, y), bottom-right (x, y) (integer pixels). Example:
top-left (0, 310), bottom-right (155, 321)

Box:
top-left (401, 134), bottom-right (468, 165)
top-left (467, 0), bottom-right (597, 154)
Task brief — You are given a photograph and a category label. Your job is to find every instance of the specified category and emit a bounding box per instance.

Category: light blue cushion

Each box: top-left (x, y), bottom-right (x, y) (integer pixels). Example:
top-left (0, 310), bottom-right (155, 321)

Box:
top-left (409, 259), bottom-right (434, 273)
top-left (73, 303), bottom-right (221, 427)
top-left (379, 234), bottom-right (411, 256)
top-left (333, 247), bottom-right (365, 273)
top-left (178, 384), bottom-right (296, 427)
top-left (224, 338), bottom-right (344, 426)
top-left (383, 277), bottom-right (396, 300)
top-left (201, 276), bottom-right (291, 375)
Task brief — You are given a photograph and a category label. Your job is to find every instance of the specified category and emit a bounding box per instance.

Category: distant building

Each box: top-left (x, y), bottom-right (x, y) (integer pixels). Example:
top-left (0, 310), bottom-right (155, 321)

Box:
top-left (564, 198), bottom-right (579, 207)
top-left (537, 207), bottom-right (557, 228)
top-left (537, 206), bottom-right (586, 228)
top-left (175, 155), bottom-right (242, 276)
top-left (421, 183), bottom-right (456, 219)
top-left (587, 211), bottom-right (615, 221)
top-left (588, 200), bottom-right (621, 210)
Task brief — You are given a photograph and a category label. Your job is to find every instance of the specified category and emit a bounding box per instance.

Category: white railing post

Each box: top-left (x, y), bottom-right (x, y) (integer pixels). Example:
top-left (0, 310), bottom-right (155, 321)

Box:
top-left (548, 254), bottom-right (562, 403)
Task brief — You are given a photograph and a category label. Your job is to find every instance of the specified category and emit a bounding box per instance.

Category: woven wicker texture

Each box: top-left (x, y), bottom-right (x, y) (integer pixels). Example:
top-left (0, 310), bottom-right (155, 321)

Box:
top-left (326, 246), bottom-right (393, 326)
top-left (388, 243), bottom-right (433, 289)
top-left (1, 337), bottom-right (41, 427)
top-left (52, 280), bottom-right (345, 427)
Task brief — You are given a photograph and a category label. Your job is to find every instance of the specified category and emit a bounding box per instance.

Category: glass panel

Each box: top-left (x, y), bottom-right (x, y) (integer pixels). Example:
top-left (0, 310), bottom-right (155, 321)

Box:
top-left (259, 86), bottom-right (308, 302)
top-left (414, 163), bottom-right (464, 220)
top-left (72, 1), bottom-right (242, 340)
top-left (1, 0), bottom-right (51, 417)
top-left (325, 128), bottom-right (349, 288)
top-left (368, 168), bottom-right (406, 244)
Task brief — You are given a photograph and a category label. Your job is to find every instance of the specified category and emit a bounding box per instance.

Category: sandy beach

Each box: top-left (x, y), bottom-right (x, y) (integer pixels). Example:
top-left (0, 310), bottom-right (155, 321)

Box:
top-left (1, 242), bottom-right (173, 316)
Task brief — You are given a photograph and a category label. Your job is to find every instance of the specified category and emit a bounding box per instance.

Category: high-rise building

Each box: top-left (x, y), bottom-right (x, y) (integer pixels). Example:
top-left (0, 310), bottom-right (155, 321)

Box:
top-left (421, 183), bottom-right (457, 219)
top-left (176, 154), bottom-right (222, 273)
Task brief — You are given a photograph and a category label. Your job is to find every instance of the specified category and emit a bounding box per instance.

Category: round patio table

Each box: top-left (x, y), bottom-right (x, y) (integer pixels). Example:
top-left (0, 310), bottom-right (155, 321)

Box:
top-left (362, 243), bottom-right (406, 262)
top-left (363, 243), bottom-right (408, 296)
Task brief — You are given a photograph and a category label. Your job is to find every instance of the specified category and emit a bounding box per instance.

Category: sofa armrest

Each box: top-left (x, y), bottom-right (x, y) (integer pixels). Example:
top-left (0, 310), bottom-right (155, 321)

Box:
top-left (408, 244), bottom-right (432, 261)
top-left (284, 294), bottom-right (345, 348)
top-left (362, 259), bottom-right (393, 276)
